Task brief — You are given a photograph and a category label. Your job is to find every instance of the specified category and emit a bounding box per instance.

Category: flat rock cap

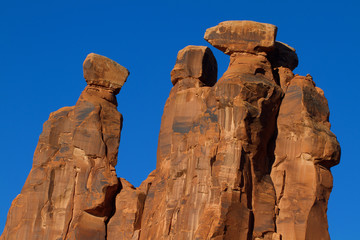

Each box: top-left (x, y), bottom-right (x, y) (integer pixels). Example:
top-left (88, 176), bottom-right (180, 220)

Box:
top-left (204, 20), bottom-right (277, 55)
top-left (170, 45), bottom-right (217, 86)
top-left (83, 53), bottom-right (129, 93)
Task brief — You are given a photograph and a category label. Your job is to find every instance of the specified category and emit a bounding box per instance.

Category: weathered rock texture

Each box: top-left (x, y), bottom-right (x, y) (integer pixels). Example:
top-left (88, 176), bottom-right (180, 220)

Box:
top-left (271, 75), bottom-right (340, 240)
top-left (83, 53), bottom-right (129, 94)
top-left (1, 53), bottom-right (129, 240)
top-left (204, 21), bottom-right (277, 54)
top-left (2, 21), bottom-right (340, 240)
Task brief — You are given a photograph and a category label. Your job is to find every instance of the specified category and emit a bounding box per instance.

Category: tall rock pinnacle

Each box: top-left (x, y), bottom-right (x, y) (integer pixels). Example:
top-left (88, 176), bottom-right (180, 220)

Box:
top-left (203, 20), bottom-right (283, 239)
top-left (1, 53), bottom-right (129, 240)
top-left (135, 45), bottom-right (219, 239)
top-left (271, 75), bottom-right (340, 239)
top-left (1, 21), bottom-right (340, 240)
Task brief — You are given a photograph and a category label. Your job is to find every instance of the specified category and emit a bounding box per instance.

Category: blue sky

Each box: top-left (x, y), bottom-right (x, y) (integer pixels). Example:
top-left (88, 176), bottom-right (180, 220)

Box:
top-left (0, 0), bottom-right (358, 238)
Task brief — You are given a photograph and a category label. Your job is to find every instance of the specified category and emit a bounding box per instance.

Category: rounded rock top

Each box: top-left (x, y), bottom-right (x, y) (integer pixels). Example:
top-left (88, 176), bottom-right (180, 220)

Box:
top-left (204, 20), bottom-right (277, 55)
top-left (170, 45), bottom-right (217, 86)
top-left (83, 53), bottom-right (129, 93)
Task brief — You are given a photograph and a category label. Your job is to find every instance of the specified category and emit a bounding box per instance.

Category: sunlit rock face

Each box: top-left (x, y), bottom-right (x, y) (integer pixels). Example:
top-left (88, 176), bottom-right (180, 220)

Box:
top-left (1, 21), bottom-right (340, 240)
top-left (271, 75), bottom-right (340, 240)
top-left (137, 45), bottom-right (220, 240)
top-left (133, 21), bottom-right (339, 240)
top-left (1, 53), bottom-right (129, 240)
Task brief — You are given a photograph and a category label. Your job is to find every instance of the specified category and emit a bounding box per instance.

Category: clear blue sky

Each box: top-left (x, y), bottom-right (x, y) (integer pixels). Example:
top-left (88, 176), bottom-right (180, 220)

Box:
top-left (0, 0), bottom-right (358, 239)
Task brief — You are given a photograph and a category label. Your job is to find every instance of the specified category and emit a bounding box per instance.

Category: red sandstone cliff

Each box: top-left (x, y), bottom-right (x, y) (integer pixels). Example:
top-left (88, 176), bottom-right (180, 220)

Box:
top-left (1, 21), bottom-right (340, 240)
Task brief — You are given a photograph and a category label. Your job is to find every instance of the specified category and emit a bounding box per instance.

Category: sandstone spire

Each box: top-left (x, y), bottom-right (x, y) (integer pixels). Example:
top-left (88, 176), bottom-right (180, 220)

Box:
top-left (1, 21), bottom-right (340, 240)
top-left (271, 75), bottom-right (340, 239)
top-left (134, 45), bottom-right (219, 239)
top-left (204, 20), bottom-right (283, 239)
top-left (1, 53), bottom-right (129, 240)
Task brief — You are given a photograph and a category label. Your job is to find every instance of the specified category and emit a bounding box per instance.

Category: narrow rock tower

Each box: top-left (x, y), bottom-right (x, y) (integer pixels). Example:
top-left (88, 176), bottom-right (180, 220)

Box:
top-left (1, 53), bottom-right (129, 240)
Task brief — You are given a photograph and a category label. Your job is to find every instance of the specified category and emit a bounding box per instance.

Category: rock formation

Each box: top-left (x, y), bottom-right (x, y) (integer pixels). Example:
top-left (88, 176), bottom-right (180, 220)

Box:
top-left (1, 53), bottom-right (129, 240)
top-left (271, 74), bottom-right (340, 240)
top-left (1, 21), bottom-right (340, 240)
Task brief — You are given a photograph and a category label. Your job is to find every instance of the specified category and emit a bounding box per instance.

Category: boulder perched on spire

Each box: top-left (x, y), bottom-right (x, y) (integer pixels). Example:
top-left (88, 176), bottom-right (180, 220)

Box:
top-left (83, 53), bottom-right (129, 94)
top-left (204, 20), bottom-right (277, 55)
top-left (0, 53), bottom-right (128, 240)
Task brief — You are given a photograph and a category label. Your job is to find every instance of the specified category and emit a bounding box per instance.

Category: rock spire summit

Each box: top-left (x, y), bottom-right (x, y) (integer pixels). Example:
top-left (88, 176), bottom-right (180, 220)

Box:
top-left (83, 53), bottom-right (129, 94)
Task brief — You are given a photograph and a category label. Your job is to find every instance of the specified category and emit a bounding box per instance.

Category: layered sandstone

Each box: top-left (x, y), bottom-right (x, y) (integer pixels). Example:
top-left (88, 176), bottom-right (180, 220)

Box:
top-left (1, 21), bottom-right (340, 240)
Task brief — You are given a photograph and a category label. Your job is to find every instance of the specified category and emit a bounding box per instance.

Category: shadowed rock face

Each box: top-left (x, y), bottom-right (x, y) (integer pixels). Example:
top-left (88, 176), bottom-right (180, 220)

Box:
top-left (170, 45), bottom-right (218, 86)
top-left (1, 21), bottom-right (340, 240)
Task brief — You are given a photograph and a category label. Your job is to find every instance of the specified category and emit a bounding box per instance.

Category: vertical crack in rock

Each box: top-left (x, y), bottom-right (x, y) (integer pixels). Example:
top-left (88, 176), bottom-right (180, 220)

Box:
top-left (64, 169), bottom-right (79, 240)
top-left (247, 210), bottom-right (254, 240)
top-left (104, 178), bottom-right (122, 240)
top-left (107, 175), bottom-right (155, 240)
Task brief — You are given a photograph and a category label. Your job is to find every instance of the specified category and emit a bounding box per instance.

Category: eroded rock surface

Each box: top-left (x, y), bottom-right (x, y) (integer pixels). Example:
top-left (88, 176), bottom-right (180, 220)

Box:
top-left (1, 53), bottom-right (129, 240)
top-left (271, 75), bottom-right (340, 240)
top-left (83, 53), bottom-right (129, 94)
top-left (1, 21), bottom-right (340, 240)
top-left (138, 45), bottom-right (220, 239)
top-left (131, 21), bottom-right (339, 240)
top-left (204, 21), bottom-right (277, 54)
top-left (170, 45), bottom-right (218, 86)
